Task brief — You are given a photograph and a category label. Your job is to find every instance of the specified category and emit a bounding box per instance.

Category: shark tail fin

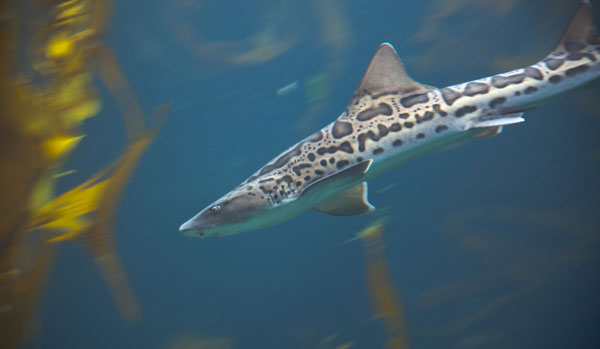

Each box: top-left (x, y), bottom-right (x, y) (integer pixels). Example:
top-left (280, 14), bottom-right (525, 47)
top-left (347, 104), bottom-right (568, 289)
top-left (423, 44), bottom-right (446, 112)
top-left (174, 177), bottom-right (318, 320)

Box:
top-left (552, 1), bottom-right (599, 54)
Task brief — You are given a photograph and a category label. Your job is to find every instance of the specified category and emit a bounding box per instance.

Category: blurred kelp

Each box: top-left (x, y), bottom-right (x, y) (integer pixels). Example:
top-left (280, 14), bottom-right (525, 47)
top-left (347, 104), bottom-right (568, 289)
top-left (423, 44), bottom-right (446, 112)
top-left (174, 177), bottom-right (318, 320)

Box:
top-left (353, 218), bottom-right (410, 349)
top-left (156, 0), bottom-right (350, 134)
top-left (0, 0), bottom-right (168, 347)
top-left (419, 206), bottom-right (600, 347)
top-left (165, 0), bottom-right (300, 69)
top-left (409, 0), bottom-right (578, 74)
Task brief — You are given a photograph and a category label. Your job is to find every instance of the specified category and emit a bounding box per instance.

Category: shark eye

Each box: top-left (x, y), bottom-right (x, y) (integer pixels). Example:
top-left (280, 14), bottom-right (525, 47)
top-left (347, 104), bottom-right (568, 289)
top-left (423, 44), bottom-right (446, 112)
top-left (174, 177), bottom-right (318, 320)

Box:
top-left (210, 205), bottom-right (221, 213)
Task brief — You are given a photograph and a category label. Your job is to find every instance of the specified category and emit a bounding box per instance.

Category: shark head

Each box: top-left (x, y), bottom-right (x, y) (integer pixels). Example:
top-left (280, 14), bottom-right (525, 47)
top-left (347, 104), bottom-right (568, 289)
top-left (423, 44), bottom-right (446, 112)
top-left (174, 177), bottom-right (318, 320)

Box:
top-left (178, 184), bottom-right (280, 237)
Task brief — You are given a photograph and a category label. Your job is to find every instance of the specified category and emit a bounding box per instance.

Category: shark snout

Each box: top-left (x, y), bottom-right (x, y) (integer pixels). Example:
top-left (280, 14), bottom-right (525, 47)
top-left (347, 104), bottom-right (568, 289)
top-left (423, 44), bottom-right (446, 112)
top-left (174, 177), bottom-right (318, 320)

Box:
top-left (179, 218), bottom-right (205, 237)
top-left (178, 220), bottom-right (193, 232)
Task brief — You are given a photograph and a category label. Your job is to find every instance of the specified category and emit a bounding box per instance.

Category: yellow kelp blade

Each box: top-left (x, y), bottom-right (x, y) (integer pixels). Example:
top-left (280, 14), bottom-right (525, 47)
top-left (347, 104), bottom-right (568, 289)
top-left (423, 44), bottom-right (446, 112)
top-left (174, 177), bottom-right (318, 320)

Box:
top-left (28, 170), bottom-right (112, 243)
top-left (44, 216), bottom-right (92, 243)
top-left (42, 134), bottom-right (84, 160)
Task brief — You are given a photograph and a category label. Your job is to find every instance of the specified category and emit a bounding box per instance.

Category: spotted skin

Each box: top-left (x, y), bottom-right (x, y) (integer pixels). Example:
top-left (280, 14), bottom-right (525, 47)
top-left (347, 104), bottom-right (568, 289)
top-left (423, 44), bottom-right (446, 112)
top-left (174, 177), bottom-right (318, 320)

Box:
top-left (180, 2), bottom-right (600, 237)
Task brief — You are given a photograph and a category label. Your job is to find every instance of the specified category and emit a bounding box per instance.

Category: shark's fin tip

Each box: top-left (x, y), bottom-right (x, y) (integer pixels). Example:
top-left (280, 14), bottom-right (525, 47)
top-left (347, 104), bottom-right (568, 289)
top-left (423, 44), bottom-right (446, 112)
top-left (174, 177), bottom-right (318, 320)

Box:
top-left (355, 43), bottom-right (435, 98)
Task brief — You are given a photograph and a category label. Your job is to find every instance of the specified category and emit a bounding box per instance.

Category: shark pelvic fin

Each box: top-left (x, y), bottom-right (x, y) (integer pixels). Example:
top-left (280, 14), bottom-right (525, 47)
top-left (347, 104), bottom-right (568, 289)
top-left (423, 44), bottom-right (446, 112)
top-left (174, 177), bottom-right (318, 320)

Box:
top-left (314, 182), bottom-right (375, 216)
top-left (474, 126), bottom-right (503, 138)
top-left (356, 43), bottom-right (435, 97)
top-left (554, 1), bottom-right (600, 53)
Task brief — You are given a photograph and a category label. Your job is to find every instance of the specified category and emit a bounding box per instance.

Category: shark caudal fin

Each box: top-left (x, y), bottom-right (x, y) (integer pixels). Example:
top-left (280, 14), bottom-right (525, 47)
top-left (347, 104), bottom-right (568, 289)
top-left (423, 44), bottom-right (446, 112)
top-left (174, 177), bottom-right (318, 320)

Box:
top-left (550, 1), bottom-right (599, 55)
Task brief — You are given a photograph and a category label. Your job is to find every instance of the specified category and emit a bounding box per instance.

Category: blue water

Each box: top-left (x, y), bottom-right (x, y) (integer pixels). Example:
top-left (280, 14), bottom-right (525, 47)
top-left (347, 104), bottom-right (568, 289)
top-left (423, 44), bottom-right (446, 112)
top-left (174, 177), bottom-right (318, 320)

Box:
top-left (38, 0), bottom-right (599, 348)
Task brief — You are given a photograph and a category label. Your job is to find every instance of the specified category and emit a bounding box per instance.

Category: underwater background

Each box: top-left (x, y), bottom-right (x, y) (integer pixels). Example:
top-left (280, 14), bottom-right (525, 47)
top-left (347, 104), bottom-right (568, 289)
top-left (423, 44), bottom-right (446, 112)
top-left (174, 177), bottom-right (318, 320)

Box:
top-left (3, 0), bottom-right (600, 348)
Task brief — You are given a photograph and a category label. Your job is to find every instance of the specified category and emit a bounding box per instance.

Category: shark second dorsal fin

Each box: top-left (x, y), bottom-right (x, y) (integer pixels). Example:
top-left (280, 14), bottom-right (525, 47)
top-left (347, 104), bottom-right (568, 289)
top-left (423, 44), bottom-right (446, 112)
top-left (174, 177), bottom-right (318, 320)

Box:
top-left (314, 182), bottom-right (375, 216)
top-left (356, 43), bottom-right (435, 97)
top-left (554, 1), bottom-right (600, 53)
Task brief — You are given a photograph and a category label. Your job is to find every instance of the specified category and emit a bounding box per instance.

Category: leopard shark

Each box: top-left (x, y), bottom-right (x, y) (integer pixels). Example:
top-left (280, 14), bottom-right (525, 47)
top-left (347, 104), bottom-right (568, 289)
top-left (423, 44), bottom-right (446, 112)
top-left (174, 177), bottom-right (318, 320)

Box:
top-left (179, 1), bottom-right (600, 237)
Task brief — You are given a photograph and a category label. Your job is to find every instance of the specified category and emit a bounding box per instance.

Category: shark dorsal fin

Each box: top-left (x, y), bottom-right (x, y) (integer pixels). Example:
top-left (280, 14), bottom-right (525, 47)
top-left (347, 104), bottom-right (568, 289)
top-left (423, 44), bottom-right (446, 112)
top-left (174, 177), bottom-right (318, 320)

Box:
top-left (356, 43), bottom-right (434, 97)
top-left (554, 1), bottom-right (600, 52)
top-left (314, 182), bottom-right (375, 216)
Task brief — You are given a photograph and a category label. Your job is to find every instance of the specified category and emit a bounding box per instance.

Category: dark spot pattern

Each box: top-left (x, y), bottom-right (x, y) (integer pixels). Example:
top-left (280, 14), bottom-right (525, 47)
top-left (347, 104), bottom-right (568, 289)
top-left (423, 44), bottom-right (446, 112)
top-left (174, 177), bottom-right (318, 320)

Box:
top-left (357, 134), bottom-right (370, 152)
top-left (356, 103), bottom-right (393, 121)
top-left (524, 86), bottom-right (538, 94)
top-left (357, 125), bottom-right (389, 152)
top-left (373, 147), bottom-right (384, 155)
top-left (292, 164), bottom-right (311, 176)
top-left (433, 104), bottom-right (448, 116)
top-left (315, 169), bottom-right (324, 175)
top-left (435, 125), bottom-right (448, 133)
top-left (441, 87), bottom-right (462, 106)
top-left (258, 178), bottom-right (274, 183)
top-left (544, 58), bottom-right (564, 71)
top-left (308, 131), bottom-right (323, 142)
top-left (565, 41), bottom-right (585, 52)
top-left (336, 160), bottom-right (350, 169)
top-left (416, 133), bottom-right (425, 139)
top-left (390, 123), bottom-right (402, 132)
top-left (258, 142), bottom-right (303, 176)
top-left (492, 73), bottom-right (525, 88)
top-left (398, 113), bottom-right (410, 119)
top-left (565, 65), bottom-right (589, 77)
top-left (320, 159), bottom-right (327, 166)
top-left (549, 75), bottom-right (562, 83)
top-left (393, 139), bottom-right (403, 147)
top-left (455, 105), bottom-right (477, 117)
top-left (464, 82), bottom-right (489, 96)
top-left (377, 124), bottom-right (389, 137)
top-left (332, 120), bottom-right (353, 139)
top-left (514, 91), bottom-right (521, 96)
top-left (489, 97), bottom-right (506, 108)
top-left (304, 175), bottom-right (311, 181)
top-left (338, 141), bottom-right (354, 154)
top-left (566, 52), bottom-right (596, 62)
top-left (525, 67), bottom-right (543, 80)
top-left (307, 153), bottom-right (316, 161)
top-left (400, 93), bottom-right (429, 108)
top-left (404, 121), bottom-right (414, 128)
top-left (329, 158), bottom-right (335, 164)
top-left (277, 175), bottom-right (293, 184)
top-left (416, 111), bottom-right (435, 124)
top-left (316, 141), bottom-right (354, 156)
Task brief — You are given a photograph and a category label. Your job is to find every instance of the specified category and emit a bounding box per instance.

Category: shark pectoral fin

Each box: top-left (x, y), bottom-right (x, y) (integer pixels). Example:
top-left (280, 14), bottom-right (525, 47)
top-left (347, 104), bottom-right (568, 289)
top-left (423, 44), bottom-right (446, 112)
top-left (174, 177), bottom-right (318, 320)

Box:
top-left (356, 43), bottom-right (435, 97)
top-left (301, 159), bottom-right (372, 199)
top-left (468, 112), bottom-right (525, 129)
top-left (314, 182), bottom-right (375, 216)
